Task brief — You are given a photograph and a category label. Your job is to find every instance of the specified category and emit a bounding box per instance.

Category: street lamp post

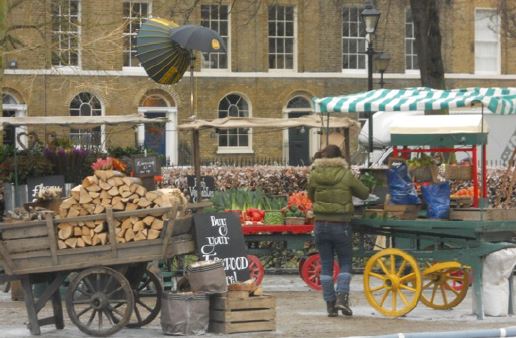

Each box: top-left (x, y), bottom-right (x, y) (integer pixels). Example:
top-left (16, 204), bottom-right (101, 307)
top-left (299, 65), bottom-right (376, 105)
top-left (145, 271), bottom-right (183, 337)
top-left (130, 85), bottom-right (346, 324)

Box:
top-left (361, 0), bottom-right (381, 165)
top-left (376, 52), bottom-right (391, 88)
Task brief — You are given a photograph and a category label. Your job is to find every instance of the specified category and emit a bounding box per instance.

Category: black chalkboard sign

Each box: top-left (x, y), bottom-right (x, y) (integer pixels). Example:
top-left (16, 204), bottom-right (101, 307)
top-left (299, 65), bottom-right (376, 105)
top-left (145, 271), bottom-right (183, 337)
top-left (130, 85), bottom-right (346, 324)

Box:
top-left (27, 175), bottom-right (65, 202)
top-left (193, 212), bottom-right (250, 284)
top-left (133, 156), bottom-right (160, 177)
top-left (187, 175), bottom-right (215, 203)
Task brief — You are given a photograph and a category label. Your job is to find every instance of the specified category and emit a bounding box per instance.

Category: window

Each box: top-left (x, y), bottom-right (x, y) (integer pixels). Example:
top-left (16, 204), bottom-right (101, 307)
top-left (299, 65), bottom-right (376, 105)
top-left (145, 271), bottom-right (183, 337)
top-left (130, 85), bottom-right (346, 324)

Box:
top-left (2, 94), bottom-right (18, 146)
top-left (69, 93), bottom-right (102, 147)
top-left (342, 7), bottom-right (366, 70)
top-left (51, 0), bottom-right (80, 67)
top-left (475, 9), bottom-right (500, 74)
top-left (218, 94), bottom-right (250, 151)
top-left (123, 1), bottom-right (150, 67)
top-left (201, 4), bottom-right (229, 69)
top-left (268, 5), bottom-right (295, 70)
top-left (405, 8), bottom-right (418, 71)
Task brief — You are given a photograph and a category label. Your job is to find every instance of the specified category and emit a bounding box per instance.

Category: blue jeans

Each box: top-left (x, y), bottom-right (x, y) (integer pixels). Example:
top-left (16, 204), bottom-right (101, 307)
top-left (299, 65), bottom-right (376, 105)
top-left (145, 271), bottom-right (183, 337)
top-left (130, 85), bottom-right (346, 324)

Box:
top-left (314, 220), bottom-right (353, 302)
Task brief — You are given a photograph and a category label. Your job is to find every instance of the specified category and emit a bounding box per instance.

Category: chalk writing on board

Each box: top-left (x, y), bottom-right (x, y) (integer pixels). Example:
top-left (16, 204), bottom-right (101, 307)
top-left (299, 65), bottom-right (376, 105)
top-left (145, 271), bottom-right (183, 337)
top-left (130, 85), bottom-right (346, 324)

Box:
top-left (194, 212), bottom-right (249, 284)
top-left (133, 156), bottom-right (158, 176)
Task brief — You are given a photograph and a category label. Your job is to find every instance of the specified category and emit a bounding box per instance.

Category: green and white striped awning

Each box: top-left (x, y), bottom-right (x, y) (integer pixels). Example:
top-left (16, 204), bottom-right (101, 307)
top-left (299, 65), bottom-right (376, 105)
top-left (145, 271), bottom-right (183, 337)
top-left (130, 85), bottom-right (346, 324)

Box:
top-left (314, 87), bottom-right (516, 115)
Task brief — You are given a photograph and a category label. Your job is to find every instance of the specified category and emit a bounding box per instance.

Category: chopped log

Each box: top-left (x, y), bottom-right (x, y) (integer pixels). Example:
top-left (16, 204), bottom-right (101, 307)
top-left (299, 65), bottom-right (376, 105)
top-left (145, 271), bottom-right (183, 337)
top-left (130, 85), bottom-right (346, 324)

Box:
top-left (129, 184), bottom-right (137, 193)
top-left (115, 227), bottom-right (126, 238)
top-left (57, 240), bottom-right (67, 249)
top-left (113, 201), bottom-right (125, 211)
top-left (147, 229), bottom-right (161, 240)
top-left (120, 190), bottom-right (132, 198)
top-left (65, 237), bottom-right (78, 248)
top-left (121, 218), bottom-right (133, 230)
top-left (57, 222), bottom-right (72, 230)
top-left (73, 226), bottom-right (82, 237)
top-left (59, 208), bottom-right (68, 218)
top-left (81, 175), bottom-right (98, 188)
top-left (135, 185), bottom-right (147, 197)
top-left (106, 177), bottom-right (124, 187)
top-left (79, 187), bottom-right (93, 204)
top-left (98, 233), bottom-right (108, 245)
top-left (138, 198), bottom-right (151, 208)
top-left (108, 186), bottom-right (119, 197)
top-left (142, 228), bottom-right (148, 237)
top-left (99, 180), bottom-right (112, 191)
top-left (145, 191), bottom-right (159, 202)
top-left (58, 224), bottom-right (73, 240)
top-left (85, 184), bottom-right (101, 192)
top-left (82, 203), bottom-right (95, 214)
top-left (82, 235), bottom-right (92, 246)
top-left (79, 207), bottom-right (89, 216)
top-left (94, 204), bottom-right (105, 214)
top-left (151, 219), bottom-right (164, 230)
top-left (67, 206), bottom-right (81, 218)
top-left (94, 223), bottom-right (105, 233)
top-left (85, 221), bottom-right (96, 229)
top-left (71, 185), bottom-right (81, 201)
top-left (76, 237), bottom-right (86, 248)
top-left (60, 197), bottom-right (76, 210)
top-left (134, 231), bottom-right (146, 241)
top-left (92, 198), bottom-right (101, 205)
top-left (133, 221), bottom-right (145, 232)
top-left (91, 234), bottom-right (100, 246)
top-left (101, 199), bottom-right (112, 208)
top-left (142, 215), bottom-right (155, 226)
top-left (88, 191), bottom-right (100, 199)
top-left (124, 228), bottom-right (135, 242)
top-left (81, 226), bottom-right (90, 237)
top-left (95, 170), bottom-right (115, 181)
top-left (99, 190), bottom-right (111, 200)
top-left (125, 203), bottom-right (138, 211)
top-left (116, 236), bottom-right (125, 244)
top-left (122, 177), bottom-right (142, 186)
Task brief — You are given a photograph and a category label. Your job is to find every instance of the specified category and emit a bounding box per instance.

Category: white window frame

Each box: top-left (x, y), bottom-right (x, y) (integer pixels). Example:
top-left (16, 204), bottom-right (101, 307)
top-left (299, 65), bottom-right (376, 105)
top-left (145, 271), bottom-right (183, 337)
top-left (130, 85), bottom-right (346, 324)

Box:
top-left (217, 93), bottom-right (253, 154)
top-left (267, 5), bottom-right (297, 72)
top-left (2, 94), bottom-right (28, 150)
top-left (200, 4), bottom-right (231, 73)
top-left (342, 6), bottom-right (366, 74)
top-left (51, 0), bottom-right (81, 70)
top-left (122, 0), bottom-right (152, 70)
top-left (474, 8), bottom-right (501, 75)
top-left (137, 106), bottom-right (178, 166)
top-left (405, 8), bottom-right (418, 73)
top-left (69, 92), bottom-right (105, 150)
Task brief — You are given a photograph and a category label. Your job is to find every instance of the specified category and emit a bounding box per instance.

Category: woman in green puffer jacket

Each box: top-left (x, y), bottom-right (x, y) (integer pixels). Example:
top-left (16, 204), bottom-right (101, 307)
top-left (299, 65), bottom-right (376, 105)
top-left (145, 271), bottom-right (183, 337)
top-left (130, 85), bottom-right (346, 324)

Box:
top-left (308, 145), bottom-right (369, 317)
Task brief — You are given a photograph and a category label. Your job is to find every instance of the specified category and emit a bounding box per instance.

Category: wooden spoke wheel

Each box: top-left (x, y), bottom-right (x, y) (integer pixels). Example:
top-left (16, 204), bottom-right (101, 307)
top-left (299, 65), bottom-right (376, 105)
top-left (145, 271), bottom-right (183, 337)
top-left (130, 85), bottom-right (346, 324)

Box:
top-left (300, 254), bottom-right (339, 291)
top-left (66, 266), bottom-right (134, 337)
top-left (126, 268), bottom-right (163, 328)
top-left (363, 248), bottom-right (422, 317)
top-left (247, 255), bottom-right (265, 286)
top-left (420, 262), bottom-right (470, 310)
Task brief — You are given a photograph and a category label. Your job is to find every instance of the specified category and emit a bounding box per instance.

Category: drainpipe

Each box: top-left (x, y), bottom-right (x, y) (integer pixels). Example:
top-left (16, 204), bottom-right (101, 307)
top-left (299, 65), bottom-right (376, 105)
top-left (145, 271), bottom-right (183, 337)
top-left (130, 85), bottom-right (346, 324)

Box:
top-left (359, 326), bottom-right (516, 338)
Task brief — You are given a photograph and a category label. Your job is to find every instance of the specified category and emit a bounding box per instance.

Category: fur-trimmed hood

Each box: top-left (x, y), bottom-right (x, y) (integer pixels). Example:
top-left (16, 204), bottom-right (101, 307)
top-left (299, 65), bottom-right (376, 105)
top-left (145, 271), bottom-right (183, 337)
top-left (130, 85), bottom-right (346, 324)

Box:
top-left (311, 157), bottom-right (348, 169)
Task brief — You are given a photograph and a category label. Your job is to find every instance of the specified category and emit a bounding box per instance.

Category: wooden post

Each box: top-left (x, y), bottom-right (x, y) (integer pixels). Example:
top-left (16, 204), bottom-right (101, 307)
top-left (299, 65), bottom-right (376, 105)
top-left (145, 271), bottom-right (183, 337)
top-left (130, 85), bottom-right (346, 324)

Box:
top-left (20, 275), bottom-right (41, 335)
top-left (45, 212), bottom-right (58, 266)
top-left (192, 129), bottom-right (202, 202)
top-left (106, 208), bottom-right (118, 258)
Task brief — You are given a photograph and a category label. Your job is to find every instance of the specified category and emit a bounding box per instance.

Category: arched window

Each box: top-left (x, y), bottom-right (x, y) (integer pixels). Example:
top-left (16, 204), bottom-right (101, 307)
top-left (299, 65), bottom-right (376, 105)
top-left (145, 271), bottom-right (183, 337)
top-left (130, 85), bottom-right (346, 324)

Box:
top-left (218, 94), bottom-right (250, 151)
top-left (287, 96), bottom-right (312, 110)
top-left (69, 92), bottom-right (102, 147)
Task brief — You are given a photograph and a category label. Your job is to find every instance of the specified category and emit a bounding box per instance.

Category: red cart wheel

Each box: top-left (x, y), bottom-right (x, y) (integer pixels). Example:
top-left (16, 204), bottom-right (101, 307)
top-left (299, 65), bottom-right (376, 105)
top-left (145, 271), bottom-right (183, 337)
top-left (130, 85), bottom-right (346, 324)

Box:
top-left (247, 255), bottom-right (265, 286)
top-left (300, 254), bottom-right (339, 290)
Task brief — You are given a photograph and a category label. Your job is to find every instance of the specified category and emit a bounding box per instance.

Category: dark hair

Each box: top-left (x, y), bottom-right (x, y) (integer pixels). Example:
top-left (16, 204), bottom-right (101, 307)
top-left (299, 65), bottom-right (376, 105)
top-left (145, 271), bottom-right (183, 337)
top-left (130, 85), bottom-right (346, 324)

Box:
top-left (320, 144), bottom-right (342, 159)
top-left (313, 151), bottom-right (322, 160)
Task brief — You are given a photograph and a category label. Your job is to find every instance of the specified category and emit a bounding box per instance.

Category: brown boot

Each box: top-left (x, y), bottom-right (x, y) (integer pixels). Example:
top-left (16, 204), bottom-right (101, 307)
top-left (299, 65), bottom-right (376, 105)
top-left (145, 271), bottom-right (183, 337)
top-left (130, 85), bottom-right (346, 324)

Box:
top-left (326, 301), bottom-right (338, 317)
top-left (336, 293), bottom-right (352, 316)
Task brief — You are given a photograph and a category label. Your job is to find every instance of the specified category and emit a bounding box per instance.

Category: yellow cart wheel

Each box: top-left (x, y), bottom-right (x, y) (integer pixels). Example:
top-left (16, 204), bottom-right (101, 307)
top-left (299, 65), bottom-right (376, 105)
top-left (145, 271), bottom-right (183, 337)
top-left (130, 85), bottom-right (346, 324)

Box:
top-left (363, 248), bottom-right (422, 317)
top-left (420, 261), bottom-right (470, 310)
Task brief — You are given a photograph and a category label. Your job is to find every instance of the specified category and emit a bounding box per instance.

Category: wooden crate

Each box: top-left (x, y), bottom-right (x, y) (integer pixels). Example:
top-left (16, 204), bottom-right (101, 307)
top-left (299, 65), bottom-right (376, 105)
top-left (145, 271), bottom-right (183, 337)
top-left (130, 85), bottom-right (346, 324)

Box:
top-left (209, 292), bottom-right (276, 334)
top-left (449, 208), bottom-right (516, 221)
top-left (284, 217), bottom-right (305, 225)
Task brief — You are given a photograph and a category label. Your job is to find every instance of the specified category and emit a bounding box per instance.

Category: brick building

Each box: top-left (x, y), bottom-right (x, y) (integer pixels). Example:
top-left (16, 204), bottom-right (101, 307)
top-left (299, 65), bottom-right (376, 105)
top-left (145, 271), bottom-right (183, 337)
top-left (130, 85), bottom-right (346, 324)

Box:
top-left (3, 0), bottom-right (515, 166)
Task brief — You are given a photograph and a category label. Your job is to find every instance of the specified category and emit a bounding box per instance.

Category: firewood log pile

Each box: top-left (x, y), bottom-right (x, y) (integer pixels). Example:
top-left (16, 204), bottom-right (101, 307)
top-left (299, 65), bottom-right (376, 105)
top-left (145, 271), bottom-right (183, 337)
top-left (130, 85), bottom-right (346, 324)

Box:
top-left (57, 169), bottom-right (187, 249)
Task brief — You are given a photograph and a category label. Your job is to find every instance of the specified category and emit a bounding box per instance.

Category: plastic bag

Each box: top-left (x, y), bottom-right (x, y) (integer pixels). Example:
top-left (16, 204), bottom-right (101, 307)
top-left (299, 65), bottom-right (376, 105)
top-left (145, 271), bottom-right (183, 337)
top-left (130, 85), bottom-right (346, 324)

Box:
top-left (387, 161), bottom-right (420, 205)
top-left (161, 292), bottom-right (210, 335)
top-left (421, 182), bottom-right (450, 219)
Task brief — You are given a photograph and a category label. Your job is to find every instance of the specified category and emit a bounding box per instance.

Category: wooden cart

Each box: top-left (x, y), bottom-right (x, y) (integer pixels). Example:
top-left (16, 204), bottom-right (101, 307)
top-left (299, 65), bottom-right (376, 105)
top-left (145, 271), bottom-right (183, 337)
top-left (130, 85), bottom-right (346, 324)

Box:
top-left (0, 206), bottom-right (195, 337)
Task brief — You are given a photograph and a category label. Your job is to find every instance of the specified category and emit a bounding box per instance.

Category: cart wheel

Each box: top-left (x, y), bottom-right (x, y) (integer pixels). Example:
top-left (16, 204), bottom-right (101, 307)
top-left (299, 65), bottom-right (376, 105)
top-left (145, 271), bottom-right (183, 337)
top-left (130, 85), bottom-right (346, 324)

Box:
top-left (247, 255), bottom-right (265, 286)
top-left (420, 262), bottom-right (470, 310)
top-left (126, 268), bottom-right (162, 328)
top-left (363, 248), bottom-right (422, 317)
top-left (300, 254), bottom-right (339, 291)
top-left (66, 266), bottom-right (134, 337)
